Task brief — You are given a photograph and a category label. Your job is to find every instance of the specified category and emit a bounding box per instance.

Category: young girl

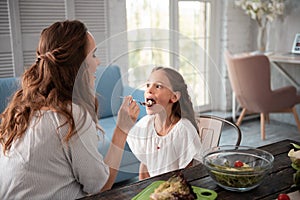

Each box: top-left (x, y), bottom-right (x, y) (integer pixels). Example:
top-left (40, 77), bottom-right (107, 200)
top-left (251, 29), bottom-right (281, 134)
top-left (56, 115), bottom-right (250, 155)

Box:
top-left (127, 66), bottom-right (202, 180)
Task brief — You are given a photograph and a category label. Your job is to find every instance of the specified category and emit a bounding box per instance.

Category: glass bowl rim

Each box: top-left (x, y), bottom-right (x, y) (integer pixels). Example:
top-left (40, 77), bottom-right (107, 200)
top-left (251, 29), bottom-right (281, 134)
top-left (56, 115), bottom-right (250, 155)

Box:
top-left (202, 145), bottom-right (274, 172)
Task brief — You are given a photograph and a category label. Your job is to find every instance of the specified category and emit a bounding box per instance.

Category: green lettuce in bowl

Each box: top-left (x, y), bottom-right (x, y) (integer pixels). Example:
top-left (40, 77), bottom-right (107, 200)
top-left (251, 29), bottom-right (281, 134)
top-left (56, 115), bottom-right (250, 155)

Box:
top-left (203, 146), bottom-right (274, 192)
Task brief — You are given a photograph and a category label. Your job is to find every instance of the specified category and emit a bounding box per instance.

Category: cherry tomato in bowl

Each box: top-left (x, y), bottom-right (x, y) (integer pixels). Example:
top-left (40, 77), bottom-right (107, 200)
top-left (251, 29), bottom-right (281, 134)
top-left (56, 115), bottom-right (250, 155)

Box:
top-left (277, 193), bottom-right (290, 200)
top-left (234, 160), bottom-right (244, 168)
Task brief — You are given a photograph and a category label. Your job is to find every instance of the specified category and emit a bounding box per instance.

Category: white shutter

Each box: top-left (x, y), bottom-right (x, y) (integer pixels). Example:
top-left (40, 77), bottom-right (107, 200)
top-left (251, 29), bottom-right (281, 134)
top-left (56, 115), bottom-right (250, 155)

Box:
top-left (4, 0), bottom-right (110, 75)
top-left (19, 0), bottom-right (66, 68)
top-left (74, 0), bottom-right (106, 32)
top-left (19, 0), bottom-right (66, 34)
top-left (0, 52), bottom-right (14, 77)
top-left (23, 50), bottom-right (36, 69)
top-left (0, 0), bottom-right (10, 35)
top-left (74, 0), bottom-right (108, 65)
top-left (0, 0), bottom-right (14, 77)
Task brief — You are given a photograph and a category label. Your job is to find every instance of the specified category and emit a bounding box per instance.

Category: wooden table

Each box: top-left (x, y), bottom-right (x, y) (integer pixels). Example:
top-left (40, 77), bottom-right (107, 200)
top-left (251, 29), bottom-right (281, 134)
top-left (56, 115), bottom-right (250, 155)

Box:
top-left (268, 52), bottom-right (300, 89)
top-left (79, 139), bottom-right (299, 200)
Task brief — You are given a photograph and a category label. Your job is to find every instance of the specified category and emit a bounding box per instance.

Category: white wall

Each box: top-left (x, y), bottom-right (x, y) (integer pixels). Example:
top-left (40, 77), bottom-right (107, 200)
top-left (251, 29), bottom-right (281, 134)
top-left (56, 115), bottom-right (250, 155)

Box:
top-left (107, 0), bottom-right (129, 77)
top-left (220, 0), bottom-right (254, 112)
top-left (270, 1), bottom-right (300, 124)
top-left (269, 1), bottom-right (300, 52)
top-left (224, 0), bottom-right (300, 125)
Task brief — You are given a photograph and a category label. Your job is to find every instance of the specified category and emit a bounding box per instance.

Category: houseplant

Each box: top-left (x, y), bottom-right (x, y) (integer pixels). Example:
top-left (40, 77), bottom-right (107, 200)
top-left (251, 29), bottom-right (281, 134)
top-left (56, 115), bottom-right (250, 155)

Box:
top-left (235, 0), bottom-right (286, 52)
top-left (288, 143), bottom-right (300, 191)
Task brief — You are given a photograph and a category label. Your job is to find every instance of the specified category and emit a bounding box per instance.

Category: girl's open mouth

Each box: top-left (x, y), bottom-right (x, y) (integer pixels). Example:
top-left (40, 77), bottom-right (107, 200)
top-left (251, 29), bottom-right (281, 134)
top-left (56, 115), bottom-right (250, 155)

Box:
top-left (146, 98), bottom-right (156, 107)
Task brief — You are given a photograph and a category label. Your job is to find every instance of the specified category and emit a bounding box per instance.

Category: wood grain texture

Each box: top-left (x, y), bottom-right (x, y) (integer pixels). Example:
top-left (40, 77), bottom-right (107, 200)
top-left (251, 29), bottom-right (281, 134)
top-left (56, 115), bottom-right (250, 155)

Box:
top-left (79, 139), bottom-right (299, 200)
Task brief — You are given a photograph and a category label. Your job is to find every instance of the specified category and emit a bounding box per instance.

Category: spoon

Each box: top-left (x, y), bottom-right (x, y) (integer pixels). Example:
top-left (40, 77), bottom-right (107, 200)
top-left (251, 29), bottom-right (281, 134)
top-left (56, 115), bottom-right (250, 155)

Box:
top-left (119, 96), bottom-right (154, 107)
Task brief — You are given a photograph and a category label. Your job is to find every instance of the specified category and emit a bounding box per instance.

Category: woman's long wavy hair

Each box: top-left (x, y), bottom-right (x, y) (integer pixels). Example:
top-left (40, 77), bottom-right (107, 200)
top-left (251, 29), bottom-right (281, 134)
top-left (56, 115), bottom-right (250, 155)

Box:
top-left (0, 20), bottom-right (99, 154)
top-left (152, 67), bottom-right (198, 132)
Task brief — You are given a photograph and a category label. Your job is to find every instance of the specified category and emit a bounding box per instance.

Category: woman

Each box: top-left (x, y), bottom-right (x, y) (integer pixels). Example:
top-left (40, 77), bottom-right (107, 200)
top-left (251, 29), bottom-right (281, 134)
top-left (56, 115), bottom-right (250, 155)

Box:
top-left (0, 20), bottom-right (139, 199)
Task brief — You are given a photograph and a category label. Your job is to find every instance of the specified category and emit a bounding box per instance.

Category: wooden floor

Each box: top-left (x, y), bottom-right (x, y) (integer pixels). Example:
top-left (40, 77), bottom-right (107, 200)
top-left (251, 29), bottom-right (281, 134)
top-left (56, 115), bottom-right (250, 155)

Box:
top-left (220, 117), bottom-right (300, 147)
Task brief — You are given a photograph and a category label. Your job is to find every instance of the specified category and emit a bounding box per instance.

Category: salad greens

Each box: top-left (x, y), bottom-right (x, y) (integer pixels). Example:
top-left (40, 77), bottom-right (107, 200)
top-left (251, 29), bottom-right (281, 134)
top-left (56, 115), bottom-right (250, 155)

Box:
top-left (207, 162), bottom-right (265, 188)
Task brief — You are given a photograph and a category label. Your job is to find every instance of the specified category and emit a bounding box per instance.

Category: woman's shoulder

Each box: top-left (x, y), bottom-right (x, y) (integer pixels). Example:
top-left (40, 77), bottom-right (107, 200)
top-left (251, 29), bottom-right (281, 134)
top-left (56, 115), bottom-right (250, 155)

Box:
top-left (71, 103), bottom-right (93, 119)
top-left (39, 103), bottom-right (79, 115)
top-left (71, 103), bottom-right (83, 113)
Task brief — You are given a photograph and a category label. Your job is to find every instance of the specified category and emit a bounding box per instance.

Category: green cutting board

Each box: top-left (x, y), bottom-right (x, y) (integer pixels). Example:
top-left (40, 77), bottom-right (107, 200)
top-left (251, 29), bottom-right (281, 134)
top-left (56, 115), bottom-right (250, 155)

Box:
top-left (132, 181), bottom-right (217, 200)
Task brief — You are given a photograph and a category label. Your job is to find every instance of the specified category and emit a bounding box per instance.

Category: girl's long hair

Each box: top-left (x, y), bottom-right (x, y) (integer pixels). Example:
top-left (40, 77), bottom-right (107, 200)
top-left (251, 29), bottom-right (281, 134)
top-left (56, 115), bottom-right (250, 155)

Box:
top-left (152, 67), bottom-right (198, 132)
top-left (0, 20), bottom-right (99, 154)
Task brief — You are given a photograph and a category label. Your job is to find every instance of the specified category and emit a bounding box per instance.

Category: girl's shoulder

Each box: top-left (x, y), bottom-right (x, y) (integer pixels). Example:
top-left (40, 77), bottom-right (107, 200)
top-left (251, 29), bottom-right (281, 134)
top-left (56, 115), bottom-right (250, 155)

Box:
top-left (175, 118), bottom-right (197, 132)
top-left (177, 118), bottom-right (194, 127)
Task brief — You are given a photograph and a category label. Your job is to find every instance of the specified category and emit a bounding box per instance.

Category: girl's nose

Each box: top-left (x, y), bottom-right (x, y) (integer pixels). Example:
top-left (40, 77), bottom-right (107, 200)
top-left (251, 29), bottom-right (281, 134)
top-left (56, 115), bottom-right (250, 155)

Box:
top-left (146, 84), bottom-right (155, 94)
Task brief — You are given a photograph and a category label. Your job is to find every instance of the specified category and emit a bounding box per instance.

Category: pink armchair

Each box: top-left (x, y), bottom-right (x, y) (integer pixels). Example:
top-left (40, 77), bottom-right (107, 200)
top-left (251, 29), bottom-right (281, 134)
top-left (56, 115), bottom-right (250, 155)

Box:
top-left (224, 51), bottom-right (300, 140)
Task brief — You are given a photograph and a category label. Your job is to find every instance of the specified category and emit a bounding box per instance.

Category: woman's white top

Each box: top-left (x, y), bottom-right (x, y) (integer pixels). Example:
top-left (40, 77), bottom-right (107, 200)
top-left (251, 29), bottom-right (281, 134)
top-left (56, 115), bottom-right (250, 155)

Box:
top-left (0, 104), bottom-right (109, 200)
top-left (127, 115), bottom-right (202, 177)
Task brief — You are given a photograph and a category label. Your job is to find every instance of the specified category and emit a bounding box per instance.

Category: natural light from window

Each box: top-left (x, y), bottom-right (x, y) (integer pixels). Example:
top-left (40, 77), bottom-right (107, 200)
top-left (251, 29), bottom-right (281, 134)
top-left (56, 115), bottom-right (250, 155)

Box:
top-left (126, 0), bottom-right (211, 111)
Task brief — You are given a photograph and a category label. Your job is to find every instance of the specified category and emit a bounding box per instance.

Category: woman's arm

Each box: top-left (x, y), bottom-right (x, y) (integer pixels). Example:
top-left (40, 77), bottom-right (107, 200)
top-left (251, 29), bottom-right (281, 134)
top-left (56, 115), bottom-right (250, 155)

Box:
top-left (101, 126), bottom-right (127, 191)
top-left (101, 96), bottom-right (140, 191)
top-left (139, 163), bottom-right (150, 180)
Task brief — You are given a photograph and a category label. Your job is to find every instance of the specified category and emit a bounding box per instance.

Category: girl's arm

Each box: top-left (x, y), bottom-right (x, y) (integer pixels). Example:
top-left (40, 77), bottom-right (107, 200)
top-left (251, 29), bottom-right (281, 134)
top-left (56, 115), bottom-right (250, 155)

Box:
top-left (186, 160), bottom-right (194, 168)
top-left (139, 163), bottom-right (150, 180)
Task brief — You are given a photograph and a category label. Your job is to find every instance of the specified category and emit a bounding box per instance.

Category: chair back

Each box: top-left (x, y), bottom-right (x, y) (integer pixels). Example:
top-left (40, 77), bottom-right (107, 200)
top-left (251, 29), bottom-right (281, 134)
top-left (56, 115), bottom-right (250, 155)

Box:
top-left (224, 51), bottom-right (273, 112)
top-left (196, 115), bottom-right (242, 155)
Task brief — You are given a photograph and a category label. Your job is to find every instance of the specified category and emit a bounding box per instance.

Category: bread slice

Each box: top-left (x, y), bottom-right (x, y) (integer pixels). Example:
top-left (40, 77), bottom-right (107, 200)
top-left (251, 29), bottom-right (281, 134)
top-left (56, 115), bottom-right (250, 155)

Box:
top-left (150, 172), bottom-right (197, 200)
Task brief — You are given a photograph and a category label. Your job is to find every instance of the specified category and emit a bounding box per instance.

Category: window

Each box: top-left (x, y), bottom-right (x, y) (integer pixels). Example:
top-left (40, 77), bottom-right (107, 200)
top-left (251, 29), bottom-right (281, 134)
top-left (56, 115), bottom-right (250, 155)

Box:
top-left (126, 0), bottom-right (170, 87)
top-left (126, 0), bottom-right (214, 112)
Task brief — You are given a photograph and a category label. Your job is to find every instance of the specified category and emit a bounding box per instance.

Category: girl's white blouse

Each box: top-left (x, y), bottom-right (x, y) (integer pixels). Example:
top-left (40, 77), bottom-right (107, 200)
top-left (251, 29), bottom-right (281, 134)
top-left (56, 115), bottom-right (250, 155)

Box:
top-left (127, 115), bottom-right (202, 177)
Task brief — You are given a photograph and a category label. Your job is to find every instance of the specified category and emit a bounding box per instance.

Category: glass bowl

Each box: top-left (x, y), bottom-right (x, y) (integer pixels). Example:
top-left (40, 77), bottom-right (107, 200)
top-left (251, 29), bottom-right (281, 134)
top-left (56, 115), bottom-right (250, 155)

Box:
top-left (203, 145), bottom-right (274, 192)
